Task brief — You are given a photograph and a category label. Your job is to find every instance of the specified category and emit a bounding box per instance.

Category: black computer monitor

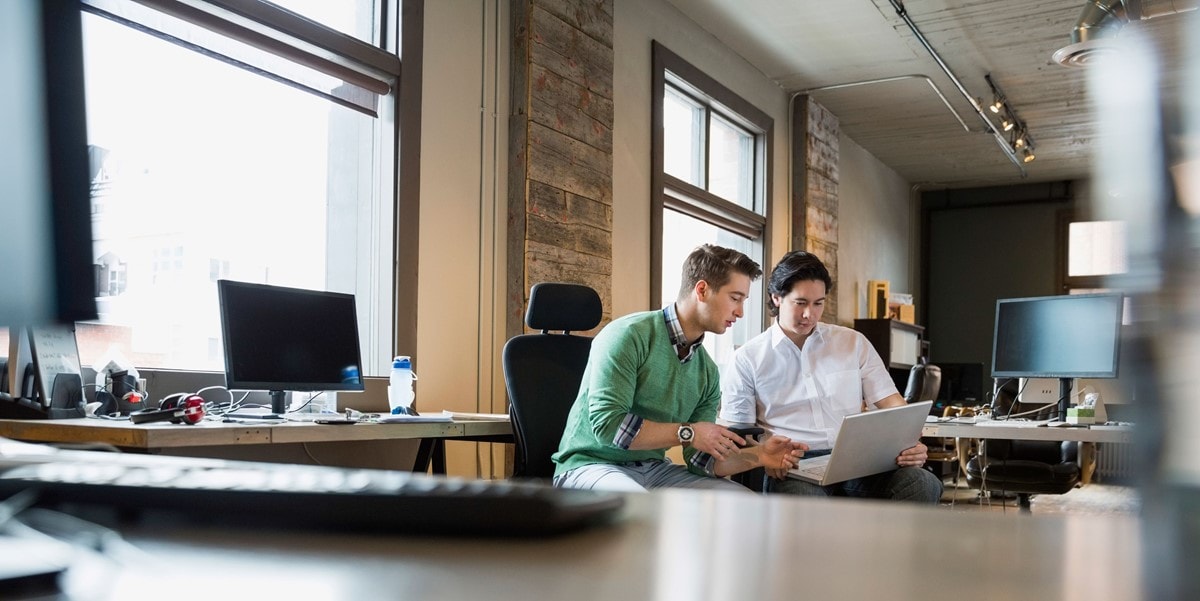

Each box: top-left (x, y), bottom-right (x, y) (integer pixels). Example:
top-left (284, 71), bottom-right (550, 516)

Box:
top-left (1, 0), bottom-right (97, 327)
top-left (935, 362), bottom-right (985, 406)
top-left (991, 293), bottom-right (1123, 419)
top-left (218, 280), bottom-right (364, 415)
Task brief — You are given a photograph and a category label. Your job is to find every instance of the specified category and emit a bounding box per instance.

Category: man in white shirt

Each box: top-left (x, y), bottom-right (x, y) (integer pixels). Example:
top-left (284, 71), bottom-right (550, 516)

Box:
top-left (720, 251), bottom-right (942, 502)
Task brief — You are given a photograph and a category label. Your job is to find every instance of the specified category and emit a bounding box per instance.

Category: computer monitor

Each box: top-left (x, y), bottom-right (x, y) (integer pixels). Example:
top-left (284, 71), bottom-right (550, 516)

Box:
top-left (991, 293), bottom-right (1123, 419)
top-left (935, 362), bottom-right (985, 407)
top-left (218, 280), bottom-right (364, 415)
top-left (1, 0), bottom-right (97, 327)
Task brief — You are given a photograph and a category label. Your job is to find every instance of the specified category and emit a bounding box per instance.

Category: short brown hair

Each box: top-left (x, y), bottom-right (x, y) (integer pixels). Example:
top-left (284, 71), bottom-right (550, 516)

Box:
top-left (677, 244), bottom-right (763, 299)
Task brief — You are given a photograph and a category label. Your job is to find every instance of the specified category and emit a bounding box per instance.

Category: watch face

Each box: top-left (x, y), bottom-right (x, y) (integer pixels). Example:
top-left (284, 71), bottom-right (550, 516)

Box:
top-left (679, 424), bottom-right (694, 442)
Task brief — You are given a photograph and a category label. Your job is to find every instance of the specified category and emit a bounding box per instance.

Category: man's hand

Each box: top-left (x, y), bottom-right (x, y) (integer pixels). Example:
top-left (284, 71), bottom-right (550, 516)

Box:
top-left (896, 441), bottom-right (928, 467)
top-left (760, 436), bottom-right (808, 480)
top-left (690, 422), bottom-right (746, 461)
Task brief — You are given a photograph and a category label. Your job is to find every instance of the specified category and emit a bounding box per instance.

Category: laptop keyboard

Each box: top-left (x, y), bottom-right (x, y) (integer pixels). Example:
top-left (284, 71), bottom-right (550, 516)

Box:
top-left (790, 454), bottom-right (831, 479)
top-left (0, 457), bottom-right (625, 538)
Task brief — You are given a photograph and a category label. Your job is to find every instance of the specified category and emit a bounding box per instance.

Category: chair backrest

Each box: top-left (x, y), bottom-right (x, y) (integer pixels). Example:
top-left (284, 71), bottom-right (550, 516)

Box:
top-left (502, 283), bottom-right (602, 479)
top-left (903, 360), bottom-right (942, 404)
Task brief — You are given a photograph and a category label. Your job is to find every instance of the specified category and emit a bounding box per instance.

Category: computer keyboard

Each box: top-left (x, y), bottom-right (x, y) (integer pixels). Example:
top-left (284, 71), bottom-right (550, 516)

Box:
top-left (0, 450), bottom-right (625, 538)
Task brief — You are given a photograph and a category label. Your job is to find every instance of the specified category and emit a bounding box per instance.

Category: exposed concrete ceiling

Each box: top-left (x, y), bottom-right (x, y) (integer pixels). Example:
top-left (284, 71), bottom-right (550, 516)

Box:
top-left (665, 0), bottom-right (1194, 189)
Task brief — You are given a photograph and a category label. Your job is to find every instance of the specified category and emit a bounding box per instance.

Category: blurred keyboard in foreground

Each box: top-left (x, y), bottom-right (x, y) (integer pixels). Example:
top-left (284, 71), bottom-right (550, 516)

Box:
top-left (0, 438), bottom-right (623, 538)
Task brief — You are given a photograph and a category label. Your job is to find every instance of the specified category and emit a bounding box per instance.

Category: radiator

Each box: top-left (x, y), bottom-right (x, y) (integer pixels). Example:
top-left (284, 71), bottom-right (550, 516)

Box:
top-left (1096, 444), bottom-right (1135, 483)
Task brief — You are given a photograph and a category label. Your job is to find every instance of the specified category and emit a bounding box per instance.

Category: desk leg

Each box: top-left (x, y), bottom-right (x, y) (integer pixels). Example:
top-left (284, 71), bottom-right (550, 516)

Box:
top-left (414, 439), bottom-right (448, 475)
top-left (1080, 442), bottom-right (1096, 485)
top-left (432, 439), bottom-right (446, 474)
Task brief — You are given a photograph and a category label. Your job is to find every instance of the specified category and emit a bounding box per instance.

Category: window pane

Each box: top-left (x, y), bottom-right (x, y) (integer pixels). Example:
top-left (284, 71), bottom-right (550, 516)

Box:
top-left (267, 0), bottom-right (378, 45)
top-left (660, 208), bottom-right (763, 369)
top-left (708, 115), bottom-right (754, 210)
top-left (1068, 221), bottom-right (1128, 277)
top-left (663, 87), bottom-right (703, 186)
top-left (79, 13), bottom-right (387, 373)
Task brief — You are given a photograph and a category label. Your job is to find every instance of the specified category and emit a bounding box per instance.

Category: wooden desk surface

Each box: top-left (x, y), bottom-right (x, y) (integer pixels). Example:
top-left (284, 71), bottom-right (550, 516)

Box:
top-left (0, 417), bottom-right (512, 449)
top-left (52, 488), bottom-right (1141, 601)
top-left (923, 420), bottom-right (1133, 443)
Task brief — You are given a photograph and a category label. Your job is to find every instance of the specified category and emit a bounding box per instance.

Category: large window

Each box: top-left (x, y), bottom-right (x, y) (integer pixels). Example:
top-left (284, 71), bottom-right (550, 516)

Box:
top-left (1059, 215), bottom-right (1129, 292)
top-left (74, 0), bottom-right (399, 377)
top-left (652, 43), bottom-right (771, 367)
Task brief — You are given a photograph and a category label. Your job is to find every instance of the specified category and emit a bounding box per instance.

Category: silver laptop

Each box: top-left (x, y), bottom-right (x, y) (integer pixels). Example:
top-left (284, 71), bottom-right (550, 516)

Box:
top-left (787, 401), bottom-right (933, 485)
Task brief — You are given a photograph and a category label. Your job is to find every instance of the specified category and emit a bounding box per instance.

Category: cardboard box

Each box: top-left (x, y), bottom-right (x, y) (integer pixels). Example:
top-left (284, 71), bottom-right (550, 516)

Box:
top-left (867, 280), bottom-right (890, 319)
top-left (889, 303), bottom-right (915, 324)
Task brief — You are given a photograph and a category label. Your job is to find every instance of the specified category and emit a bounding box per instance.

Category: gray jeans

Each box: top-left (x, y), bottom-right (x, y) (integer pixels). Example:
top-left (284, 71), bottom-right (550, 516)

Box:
top-left (769, 465), bottom-right (943, 503)
top-left (554, 460), bottom-right (750, 493)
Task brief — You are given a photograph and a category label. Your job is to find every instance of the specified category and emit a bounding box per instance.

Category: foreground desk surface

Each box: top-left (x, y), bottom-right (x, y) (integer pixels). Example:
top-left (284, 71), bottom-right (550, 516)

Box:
top-left (53, 489), bottom-right (1141, 601)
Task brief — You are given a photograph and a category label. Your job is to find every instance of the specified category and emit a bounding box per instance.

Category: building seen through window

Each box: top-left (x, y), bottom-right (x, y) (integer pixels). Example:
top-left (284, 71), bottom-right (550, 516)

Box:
top-left (655, 43), bottom-right (771, 368)
top-left (74, 1), bottom-right (397, 375)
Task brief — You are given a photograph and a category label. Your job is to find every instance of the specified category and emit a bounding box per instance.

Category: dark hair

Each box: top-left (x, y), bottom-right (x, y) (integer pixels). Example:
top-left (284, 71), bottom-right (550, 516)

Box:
top-left (766, 251), bottom-right (832, 317)
top-left (678, 244), bottom-right (763, 299)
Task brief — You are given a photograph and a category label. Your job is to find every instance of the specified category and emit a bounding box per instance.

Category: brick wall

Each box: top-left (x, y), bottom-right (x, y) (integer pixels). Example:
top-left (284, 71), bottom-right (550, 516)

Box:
top-left (793, 95), bottom-right (840, 322)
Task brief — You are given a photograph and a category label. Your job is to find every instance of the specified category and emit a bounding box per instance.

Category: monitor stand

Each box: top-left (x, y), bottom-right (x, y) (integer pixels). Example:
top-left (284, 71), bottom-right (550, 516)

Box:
top-left (269, 390), bottom-right (287, 416)
top-left (1056, 377), bottom-right (1073, 422)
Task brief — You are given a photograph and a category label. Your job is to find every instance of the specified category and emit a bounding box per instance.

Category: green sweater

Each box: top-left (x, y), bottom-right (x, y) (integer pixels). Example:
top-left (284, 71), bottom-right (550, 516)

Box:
top-left (552, 309), bottom-right (721, 476)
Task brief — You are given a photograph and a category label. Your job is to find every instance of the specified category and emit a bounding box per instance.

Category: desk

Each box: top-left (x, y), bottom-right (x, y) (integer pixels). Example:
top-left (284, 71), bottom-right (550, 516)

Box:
top-left (43, 488), bottom-right (1140, 600)
top-left (923, 420), bottom-right (1134, 484)
top-left (0, 418), bottom-right (513, 474)
top-left (923, 420), bottom-right (1133, 443)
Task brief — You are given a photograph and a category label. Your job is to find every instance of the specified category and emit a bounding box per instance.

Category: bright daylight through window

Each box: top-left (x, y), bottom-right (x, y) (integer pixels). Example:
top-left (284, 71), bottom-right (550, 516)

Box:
top-left (75, 0), bottom-right (397, 377)
top-left (656, 44), bottom-right (770, 368)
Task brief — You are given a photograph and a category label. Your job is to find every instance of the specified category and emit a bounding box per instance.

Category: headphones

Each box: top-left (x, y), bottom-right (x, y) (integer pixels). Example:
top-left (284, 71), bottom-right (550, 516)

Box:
top-left (129, 394), bottom-right (206, 425)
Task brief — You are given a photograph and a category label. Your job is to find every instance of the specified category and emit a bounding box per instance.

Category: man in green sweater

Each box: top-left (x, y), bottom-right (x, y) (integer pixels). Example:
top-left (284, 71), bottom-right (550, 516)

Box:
top-left (553, 244), bottom-right (807, 492)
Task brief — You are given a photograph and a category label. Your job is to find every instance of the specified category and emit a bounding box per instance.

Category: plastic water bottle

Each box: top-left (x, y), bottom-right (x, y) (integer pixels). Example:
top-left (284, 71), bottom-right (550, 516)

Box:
top-left (389, 356), bottom-right (416, 413)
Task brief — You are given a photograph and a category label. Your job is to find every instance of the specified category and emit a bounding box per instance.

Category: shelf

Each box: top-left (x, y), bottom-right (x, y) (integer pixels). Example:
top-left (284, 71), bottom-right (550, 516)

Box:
top-left (854, 318), bottom-right (925, 370)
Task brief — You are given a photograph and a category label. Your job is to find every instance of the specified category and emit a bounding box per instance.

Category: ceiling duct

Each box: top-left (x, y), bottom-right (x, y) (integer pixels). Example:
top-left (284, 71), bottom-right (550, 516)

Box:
top-left (1053, 0), bottom-right (1198, 67)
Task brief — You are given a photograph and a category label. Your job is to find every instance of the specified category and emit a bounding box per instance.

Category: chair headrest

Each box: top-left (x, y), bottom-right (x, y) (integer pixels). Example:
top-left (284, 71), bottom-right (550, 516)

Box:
top-left (526, 283), bottom-right (602, 333)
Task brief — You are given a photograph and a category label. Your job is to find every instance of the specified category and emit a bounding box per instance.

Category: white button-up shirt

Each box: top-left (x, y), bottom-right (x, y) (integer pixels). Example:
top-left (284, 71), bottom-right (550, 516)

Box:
top-left (719, 321), bottom-right (898, 450)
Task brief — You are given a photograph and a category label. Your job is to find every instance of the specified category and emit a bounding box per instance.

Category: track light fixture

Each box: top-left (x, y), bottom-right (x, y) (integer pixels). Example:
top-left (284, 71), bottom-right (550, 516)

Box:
top-left (985, 73), bottom-right (1036, 164)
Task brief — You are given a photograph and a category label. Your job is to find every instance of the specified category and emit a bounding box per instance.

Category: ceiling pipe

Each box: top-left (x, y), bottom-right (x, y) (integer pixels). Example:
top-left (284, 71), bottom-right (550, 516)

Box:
top-left (885, 0), bottom-right (1026, 177)
top-left (1054, 0), bottom-right (1199, 66)
top-left (795, 74), bottom-right (971, 133)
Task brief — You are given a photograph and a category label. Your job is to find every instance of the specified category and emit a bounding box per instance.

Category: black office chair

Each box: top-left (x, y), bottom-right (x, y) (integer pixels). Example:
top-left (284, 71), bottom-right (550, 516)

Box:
top-left (903, 359), bottom-right (941, 406)
top-left (502, 282), bottom-right (602, 481)
top-left (905, 360), bottom-right (958, 484)
top-left (964, 381), bottom-right (1081, 512)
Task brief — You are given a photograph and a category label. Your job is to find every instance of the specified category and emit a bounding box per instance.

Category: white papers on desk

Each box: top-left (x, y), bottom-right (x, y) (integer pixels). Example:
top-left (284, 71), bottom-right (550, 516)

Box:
top-left (440, 410), bottom-right (510, 422)
top-left (373, 414), bottom-right (454, 424)
top-left (973, 418), bottom-right (1052, 427)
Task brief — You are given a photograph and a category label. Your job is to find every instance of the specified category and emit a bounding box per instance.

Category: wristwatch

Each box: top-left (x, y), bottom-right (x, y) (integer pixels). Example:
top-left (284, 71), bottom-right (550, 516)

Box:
top-left (677, 422), bottom-right (695, 446)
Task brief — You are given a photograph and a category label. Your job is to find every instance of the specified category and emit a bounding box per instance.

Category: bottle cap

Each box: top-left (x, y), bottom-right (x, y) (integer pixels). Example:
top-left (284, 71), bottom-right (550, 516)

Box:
top-left (393, 356), bottom-right (411, 369)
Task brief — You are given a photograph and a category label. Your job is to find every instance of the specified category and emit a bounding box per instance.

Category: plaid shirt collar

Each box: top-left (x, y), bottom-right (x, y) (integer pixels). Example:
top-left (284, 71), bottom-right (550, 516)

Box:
top-left (662, 303), bottom-right (704, 363)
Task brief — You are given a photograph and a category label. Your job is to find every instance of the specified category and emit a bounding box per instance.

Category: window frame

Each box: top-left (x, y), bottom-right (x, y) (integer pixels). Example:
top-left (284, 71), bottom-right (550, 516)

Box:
top-left (650, 41), bottom-right (772, 312)
top-left (1057, 210), bottom-right (1128, 293)
top-left (65, 0), bottom-right (417, 392)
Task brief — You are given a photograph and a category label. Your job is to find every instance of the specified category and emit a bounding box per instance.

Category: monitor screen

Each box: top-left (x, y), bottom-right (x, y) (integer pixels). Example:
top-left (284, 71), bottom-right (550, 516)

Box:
top-left (1, 0), bottom-right (97, 327)
top-left (218, 280), bottom-right (364, 398)
top-left (936, 362), bottom-right (985, 405)
top-left (991, 293), bottom-right (1123, 379)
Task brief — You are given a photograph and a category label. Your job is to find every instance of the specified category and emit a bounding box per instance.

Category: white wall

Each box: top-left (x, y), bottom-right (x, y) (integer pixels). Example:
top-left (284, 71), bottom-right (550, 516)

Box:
top-left (837, 132), bottom-right (914, 324)
top-left (416, 0), bottom-right (509, 477)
